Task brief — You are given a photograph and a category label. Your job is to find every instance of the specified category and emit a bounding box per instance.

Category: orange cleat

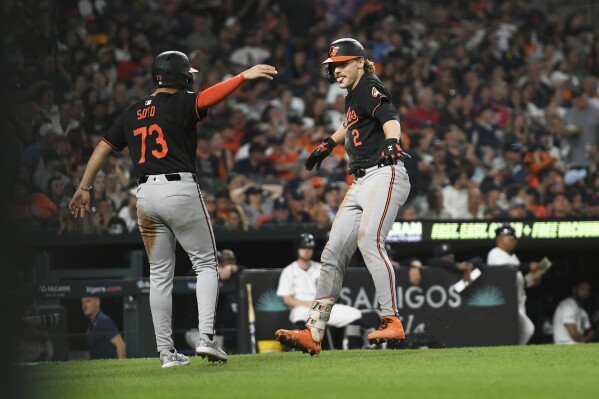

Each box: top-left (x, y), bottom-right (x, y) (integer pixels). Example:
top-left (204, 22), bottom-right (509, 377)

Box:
top-left (367, 316), bottom-right (406, 344)
top-left (275, 328), bottom-right (321, 356)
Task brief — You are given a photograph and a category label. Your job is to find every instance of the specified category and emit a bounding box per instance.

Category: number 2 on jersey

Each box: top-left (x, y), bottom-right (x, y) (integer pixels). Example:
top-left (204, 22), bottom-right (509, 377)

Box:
top-left (133, 124), bottom-right (168, 163)
top-left (352, 129), bottom-right (363, 147)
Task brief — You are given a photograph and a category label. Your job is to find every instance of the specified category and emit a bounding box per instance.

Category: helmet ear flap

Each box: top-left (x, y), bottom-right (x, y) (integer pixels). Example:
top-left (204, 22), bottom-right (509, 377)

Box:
top-left (326, 64), bottom-right (335, 84)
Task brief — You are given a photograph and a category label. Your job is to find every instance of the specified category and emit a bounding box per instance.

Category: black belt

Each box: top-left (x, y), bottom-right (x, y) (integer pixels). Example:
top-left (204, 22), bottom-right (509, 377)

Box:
top-left (137, 173), bottom-right (197, 184)
top-left (349, 168), bottom-right (367, 178)
top-left (348, 165), bottom-right (379, 178)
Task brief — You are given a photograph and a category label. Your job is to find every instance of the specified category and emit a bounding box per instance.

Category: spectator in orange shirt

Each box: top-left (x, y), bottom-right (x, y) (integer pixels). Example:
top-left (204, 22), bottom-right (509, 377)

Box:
top-left (220, 125), bottom-right (241, 158)
top-left (267, 134), bottom-right (299, 181)
top-left (14, 180), bottom-right (58, 220)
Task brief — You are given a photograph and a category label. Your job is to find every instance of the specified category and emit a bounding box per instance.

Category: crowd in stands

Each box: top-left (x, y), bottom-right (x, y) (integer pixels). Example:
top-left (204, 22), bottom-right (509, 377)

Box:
top-left (7, 0), bottom-right (599, 235)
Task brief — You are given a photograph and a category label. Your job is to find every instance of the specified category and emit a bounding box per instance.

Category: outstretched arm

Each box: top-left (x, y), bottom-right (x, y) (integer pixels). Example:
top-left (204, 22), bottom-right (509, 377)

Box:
top-left (196, 64), bottom-right (277, 109)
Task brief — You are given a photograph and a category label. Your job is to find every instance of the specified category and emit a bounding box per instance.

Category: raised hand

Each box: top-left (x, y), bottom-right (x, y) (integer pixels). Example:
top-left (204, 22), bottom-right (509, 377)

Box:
top-left (242, 64), bottom-right (278, 80)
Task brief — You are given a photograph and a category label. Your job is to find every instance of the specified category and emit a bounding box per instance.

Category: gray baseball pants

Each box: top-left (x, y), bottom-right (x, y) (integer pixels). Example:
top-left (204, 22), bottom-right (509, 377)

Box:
top-left (316, 164), bottom-right (410, 317)
top-left (136, 172), bottom-right (218, 352)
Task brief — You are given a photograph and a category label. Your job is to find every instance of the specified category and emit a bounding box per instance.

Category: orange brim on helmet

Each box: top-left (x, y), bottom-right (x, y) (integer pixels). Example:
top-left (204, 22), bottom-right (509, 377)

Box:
top-left (321, 55), bottom-right (361, 64)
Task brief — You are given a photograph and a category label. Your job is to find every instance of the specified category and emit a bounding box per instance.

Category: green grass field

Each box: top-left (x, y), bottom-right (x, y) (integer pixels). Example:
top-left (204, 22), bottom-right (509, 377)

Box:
top-left (29, 344), bottom-right (599, 399)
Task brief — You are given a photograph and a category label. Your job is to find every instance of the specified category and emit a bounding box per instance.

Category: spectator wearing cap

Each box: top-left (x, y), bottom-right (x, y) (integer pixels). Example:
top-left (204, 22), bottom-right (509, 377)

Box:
top-left (288, 188), bottom-right (312, 224)
top-left (562, 85), bottom-right (599, 167)
top-left (258, 197), bottom-right (290, 229)
top-left (487, 223), bottom-right (544, 345)
top-left (503, 141), bottom-right (529, 186)
top-left (505, 184), bottom-right (538, 219)
top-left (233, 142), bottom-right (275, 178)
top-left (427, 242), bottom-right (482, 284)
top-left (503, 196), bottom-right (529, 219)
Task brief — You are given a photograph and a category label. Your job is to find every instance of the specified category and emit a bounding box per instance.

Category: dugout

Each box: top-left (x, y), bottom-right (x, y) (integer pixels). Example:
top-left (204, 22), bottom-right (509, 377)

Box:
top-left (17, 218), bottom-right (599, 358)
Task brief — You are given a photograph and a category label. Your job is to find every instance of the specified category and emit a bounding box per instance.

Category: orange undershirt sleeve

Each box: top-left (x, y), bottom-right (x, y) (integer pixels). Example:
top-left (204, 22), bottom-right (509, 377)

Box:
top-left (196, 73), bottom-right (245, 110)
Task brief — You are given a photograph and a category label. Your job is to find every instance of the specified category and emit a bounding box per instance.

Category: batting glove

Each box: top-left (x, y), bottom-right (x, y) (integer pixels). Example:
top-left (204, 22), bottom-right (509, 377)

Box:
top-left (305, 137), bottom-right (336, 171)
top-left (376, 138), bottom-right (410, 167)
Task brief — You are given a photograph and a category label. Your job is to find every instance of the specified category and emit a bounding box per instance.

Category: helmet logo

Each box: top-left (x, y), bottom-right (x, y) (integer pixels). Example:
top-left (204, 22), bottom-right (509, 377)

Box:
top-left (329, 46), bottom-right (339, 57)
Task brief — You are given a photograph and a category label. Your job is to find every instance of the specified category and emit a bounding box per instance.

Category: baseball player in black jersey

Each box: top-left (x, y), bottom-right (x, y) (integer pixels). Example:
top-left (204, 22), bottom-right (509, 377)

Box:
top-left (275, 38), bottom-right (410, 355)
top-left (70, 51), bottom-right (277, 367)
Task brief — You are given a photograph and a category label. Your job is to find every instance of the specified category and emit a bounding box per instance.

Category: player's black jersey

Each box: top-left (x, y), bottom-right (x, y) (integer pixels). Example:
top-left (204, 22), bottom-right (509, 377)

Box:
top-left (343, 74), bottom-right (400, 169)
top-left (102, 91), bottom-right (207, 176)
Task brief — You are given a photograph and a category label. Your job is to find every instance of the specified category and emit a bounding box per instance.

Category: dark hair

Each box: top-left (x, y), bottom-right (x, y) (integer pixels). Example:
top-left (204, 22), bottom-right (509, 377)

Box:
top-left (447, 167), bottom-right (465, 185)
top-left (505, 184), bottom-right (524, 201)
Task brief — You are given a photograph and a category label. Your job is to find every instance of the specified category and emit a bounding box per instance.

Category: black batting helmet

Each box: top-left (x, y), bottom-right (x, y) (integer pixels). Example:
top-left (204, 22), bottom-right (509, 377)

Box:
top-left (297, 233), bottom-right (315, 249)
top-left (322, 38), bottom-right (365, 83)
top-left (495, 223), bottom-right (517, 238)
top-left (152, 51), bottom-right (197, 89)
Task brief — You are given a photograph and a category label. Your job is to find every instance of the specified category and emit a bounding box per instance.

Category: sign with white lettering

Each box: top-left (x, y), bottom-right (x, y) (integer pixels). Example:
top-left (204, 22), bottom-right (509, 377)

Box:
top-left (237, 267), bottom-right (518, 353)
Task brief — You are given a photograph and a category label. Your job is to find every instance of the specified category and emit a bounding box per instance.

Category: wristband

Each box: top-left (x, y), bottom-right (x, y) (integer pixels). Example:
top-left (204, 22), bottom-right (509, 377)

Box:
top-left (76, 184), bottom-right (93, 192)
